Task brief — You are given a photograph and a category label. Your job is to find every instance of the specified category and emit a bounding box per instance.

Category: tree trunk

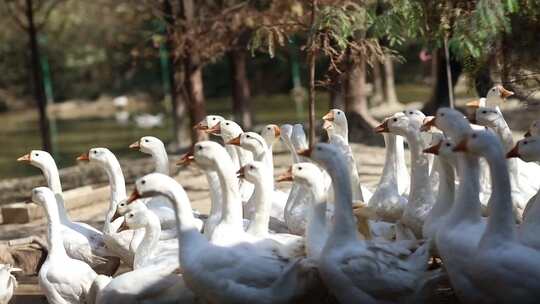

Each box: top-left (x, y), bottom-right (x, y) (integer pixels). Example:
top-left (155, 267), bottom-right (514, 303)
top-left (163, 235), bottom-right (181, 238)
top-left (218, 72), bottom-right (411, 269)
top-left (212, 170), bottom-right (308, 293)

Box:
top-left (184, 59), bottom-right (206, 143)
top-left (421, 48), bottom-right (462, 115)
top-left (345, 57), bottom-right (379, 128)
top-left (383, 55), bottom-right (399, 105)
top-left (371, 61), bottom-right (384, 106)
top-left (328, 69), bottom-right (345, 110)
top-left (229, 49), bottom-right (252, 129)
top-left (26, 0), bottom-right (51, 152)
top-left (163, 0), bottom-right (185, 149)
top-left (308, 52), bottom-right (316, 147)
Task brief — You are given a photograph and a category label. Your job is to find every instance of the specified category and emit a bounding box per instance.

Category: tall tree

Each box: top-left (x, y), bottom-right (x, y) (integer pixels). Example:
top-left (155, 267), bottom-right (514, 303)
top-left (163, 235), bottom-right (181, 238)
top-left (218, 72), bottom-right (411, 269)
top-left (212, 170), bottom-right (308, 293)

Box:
top-left (229, 49), bottom-right (253, 129)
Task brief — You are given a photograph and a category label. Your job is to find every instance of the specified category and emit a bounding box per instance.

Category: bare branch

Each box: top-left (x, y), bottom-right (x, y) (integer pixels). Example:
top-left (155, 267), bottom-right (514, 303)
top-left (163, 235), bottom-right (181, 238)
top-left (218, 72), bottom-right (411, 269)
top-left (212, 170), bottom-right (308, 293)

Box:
top-left (2, 1), bottom-right (29, 30)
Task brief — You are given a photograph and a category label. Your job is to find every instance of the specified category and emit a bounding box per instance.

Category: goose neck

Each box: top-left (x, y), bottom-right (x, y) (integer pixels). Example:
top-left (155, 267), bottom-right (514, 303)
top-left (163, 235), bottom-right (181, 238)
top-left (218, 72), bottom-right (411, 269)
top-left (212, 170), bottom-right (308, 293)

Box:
top-left (246, 173), bottom-right (272, 236)
top-left (213, 158), bottom-right (243, 228)
top-left (491, 119), bottom-right (514, 153)
top-left (41, 163), bottom-right (70, 224)
top-left (324, 156), bottom-right (357, 241)
top-left (133, 213), bottom-right (161, 269)
top-left (379, 134), bottom-right (400, 185)
top-left (405, 129), bottom-right (432, 205)
top-left (482, 147), bottom-right (516, 242)
top-left (430, 157), bottom-right (455, 219)
top-left (151, 147), bottom-right (170, 176)
top-left (43, 196), bottom-right (68, 258)
top-left (102, 155), bottom-right (127, 233)
top-left (205, 171), bottom-right (222, 221)
top-left (447, 154), bottom-right (481, 224)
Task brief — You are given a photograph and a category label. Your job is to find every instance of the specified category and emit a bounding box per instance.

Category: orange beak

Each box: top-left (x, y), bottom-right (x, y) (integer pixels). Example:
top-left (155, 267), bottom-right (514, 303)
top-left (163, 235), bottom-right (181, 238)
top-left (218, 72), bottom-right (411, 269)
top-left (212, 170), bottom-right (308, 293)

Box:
top-left (506, 144), bottom-right (520, 158)
top-left (499, 86), bottom-right (514, 99)
top-left (227, 135), bottom-right (242, 146)
top-left (271, 125), bottom-right (281, 138)
top-left (76, 152), bottom-right (90, 161)
top-left (129, 140), bottom-right (141, 150)
top-left (423, 141), bottom-right (442, 155)
top-left (17, 154), bottom-right (31, 162)
top-left (453, 138), bottom-right (468, 152)
top-left (322, 111), bottom-right (335, 121)
top-left (126, 189), bottom-right (141, 204)
top-left (373, 120), bottom-right (389, 133)
top-left (276, 167), bottom-right (293, 182)
top-left (205, 122), bottom-right (221, 135)
top-left (116, 220), bottom-right (130, 233)
top-left (466, 100), bottom-right (481, 109)
top-left (111, 210), bottom-right (122, 222)
top-left (236, 166), bottom-right (245, 179)
top-left (421, 116), bottom-right (437, 132)
top-left (176, 149), bottom-right (194, 166)
top-left (297, 148), bottom-right (312, 157)
top-left (323, 120), bottom-right (333, 130)
top-left (524, 130), bottom-right (532, 138)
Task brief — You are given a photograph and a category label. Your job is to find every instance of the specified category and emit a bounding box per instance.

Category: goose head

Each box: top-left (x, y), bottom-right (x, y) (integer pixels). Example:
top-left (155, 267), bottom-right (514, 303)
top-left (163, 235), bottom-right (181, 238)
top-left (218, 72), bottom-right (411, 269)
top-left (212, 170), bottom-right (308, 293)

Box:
top-left (212, 120), bottom-right (243, 141)
top-left (77, 147), bottom-right (112, 165)
top-left (322, 109), bottom-right (347, 134)
top-left (113, 198), bottom-right (148, 221)
top-left (453, 129), bottom-right (503, 157)
top-left (30, 186), bottom-right (55, 206)
top-left (423, 136), bottom-right (456, 159)
top-left (374, 112), bottom-right (410, 137)
top-left (507, 136), bottom-right (540, 161)
top-left (192, 141), bottom-right (230, 171)
top-left (525, 120), bottom-right (540, 137)
top-left (129, 136), bottom-right (165, 155)
top-left (237, 161), bottom-right (267, 184)
top-left (403, 109), bottom-right (426, 129)
top-left (425, 108), bottom-right (472, 142)
top-left (261, 124), bottom-right (281, 147)
top-left (228, 132), bottom-right (267, 157)
top-left (17, 150), bottom-right (56, 172)
top-left (277, 162), bottom-right (323, 188)
top-left (474, 107), bottom-right (504, 129)
top-left (117, 208), bottom-right (152, 233)
top-left (486, 85), bottom-right (514, 104)
top-left (299, 143), bottom-right (343, 170)
top-left (194, 115), bottom-right (224, 131)
top-left (127, 173), bottom-right (180, 205)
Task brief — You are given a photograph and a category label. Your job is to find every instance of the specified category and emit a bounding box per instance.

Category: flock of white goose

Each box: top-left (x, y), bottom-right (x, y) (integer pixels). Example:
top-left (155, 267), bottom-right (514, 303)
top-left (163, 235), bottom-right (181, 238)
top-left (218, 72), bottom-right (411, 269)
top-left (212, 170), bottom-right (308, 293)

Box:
top-left (3, 84), bottom-right (540, 303)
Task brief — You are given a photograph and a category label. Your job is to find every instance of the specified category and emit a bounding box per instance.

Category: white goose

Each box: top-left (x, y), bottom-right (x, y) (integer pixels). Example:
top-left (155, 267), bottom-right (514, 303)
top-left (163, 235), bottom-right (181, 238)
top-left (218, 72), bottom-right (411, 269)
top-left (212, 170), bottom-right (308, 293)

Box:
top-left (302, 143), bottom-right (436, 303)
top-left (465, 84), bottom-right (514, 110)
top-left (424, 108), bottom-right (487, 303)
top-left (205, 119), bottom-right (254, 201)
top-left (525, 119), bottom-right (540, 137)
top-left (33, 187), bottom-right (97, 304)
top-left (0, 264), bottom-right (21, 304)
top-left (507, 136), bottom-right (540, 250)
top-left (376, 113), bottom-right (435, 238)
top-left (17, 151), bottom-right (118, 274)
top-left (238, 161), bottom-right (305, 258)
top-left (77, 148), bottom-right (141, 265)
top-left (322, 109), bottom-right (373, 202)
top-left (421, 135), bottom-right (456, 243)
top-left (92, 208), bottom-right (192, 304)
top-left (228, 132), bottom-right (286, 223)
top-left (127, 173), bottom-right (318, 304)
top-left (457, 130), bottom-right (540, 303)
top-left (474, 106), bottom-right (539, 220)
top-left (277, 163), bottom-right (329, 261)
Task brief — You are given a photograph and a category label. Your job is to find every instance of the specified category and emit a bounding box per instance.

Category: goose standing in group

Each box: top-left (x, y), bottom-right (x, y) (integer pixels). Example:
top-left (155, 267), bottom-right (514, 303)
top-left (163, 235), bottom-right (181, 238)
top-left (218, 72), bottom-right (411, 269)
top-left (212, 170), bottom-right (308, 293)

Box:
top-left (204, 119), bottom-right (254, 201)
top-left (237, 161), bottom-right (305, 257)
top-left (300, 143), bottom-right (437, 304)
top-left (465, 84), bottom-right (515, 109)
top-left (322, 109), bottom-right (373, 202)
top-left (127, 173), bottom-right (319, 304)
top-left (455, 130), bottom-right (540, 303)
top-left (508, 136), bottom-right (540, 250)
top-left (375, 113), bottom-right (435, 238)
top-left (422, 108), bottom-right (487, 302)
top-left (227, 132), bottom-right (286, 223)
top-left (17, 150), bottom-right (118, 274)
top-left (0, 264), bottom-right (21, 304)
top-left (473, 106), bottom-right (539, 220)
top-left (33, 187), bottom-right (98, 304)
top-left (91, 208), bottom-right (191, 304)
top-left (77, 148), bottom-right (141, 265)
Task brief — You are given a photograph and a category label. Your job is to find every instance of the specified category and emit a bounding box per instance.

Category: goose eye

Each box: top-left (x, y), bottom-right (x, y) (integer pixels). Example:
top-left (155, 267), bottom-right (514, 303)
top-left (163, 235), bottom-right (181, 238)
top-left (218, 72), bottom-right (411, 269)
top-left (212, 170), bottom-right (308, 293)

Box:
top-left (141, 180), bottom-right (146, 185)
top-left (267, 127), bottom-right (271, 130)
top-left (225, 122), bottom-right (229, 126)
top-left (440, 113), bottom-right (445, 117)
top-left (446, 143), bottom-right (451, 147)
top-left (93, 150), bottom-right (97, 154)
top-left (409, 111), bottom-right (413, 114)
top-left (198, 146), bottom-right (203, 150)
top-left (212, 117), bottom-right (216, 120)
top-left (317, 147), bottom-right (321, 151)
top-left (482, 110), bottom-right (487, 114)
top-left (129, 214), bottom-right (134, 218)
top-left (393, 118), bottom-right (397, 122)
top-left (298, 167), bottom-right (302, 170)
top-left (144, 139), bottom-right (149, 143)
top-left (246, 135), bottom-right (250, 138)
top-left (337, 112), bottom-right (340, 115)
top-left (249, 165), bottom-right (254, 169)
top-left (120, 203), bottom-right (125, 207)
top-left (472, 134), bottom-right (477, 139)
top-left (35, 153), bottom-right (39, 157)
top-left (524, 141), bottom-right (528, 145)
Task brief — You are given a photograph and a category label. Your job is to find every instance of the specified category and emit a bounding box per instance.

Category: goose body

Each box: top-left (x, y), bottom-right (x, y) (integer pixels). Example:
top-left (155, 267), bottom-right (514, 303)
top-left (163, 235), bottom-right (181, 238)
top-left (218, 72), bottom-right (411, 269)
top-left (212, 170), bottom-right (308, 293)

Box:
top-left (0, 265), bottom-right (21, 304)
top-left (129, 173), bottom-right (317, 304)
top-left (33, 187), bottom-right (98, 304)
